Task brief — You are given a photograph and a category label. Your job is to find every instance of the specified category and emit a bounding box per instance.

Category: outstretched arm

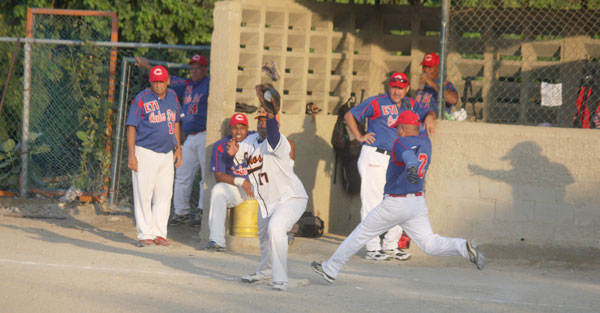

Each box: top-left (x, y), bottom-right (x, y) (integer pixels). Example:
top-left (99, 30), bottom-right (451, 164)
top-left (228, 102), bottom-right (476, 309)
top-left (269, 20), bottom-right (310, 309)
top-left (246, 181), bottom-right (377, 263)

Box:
top-left (266, 112), bottom-right (280, 150)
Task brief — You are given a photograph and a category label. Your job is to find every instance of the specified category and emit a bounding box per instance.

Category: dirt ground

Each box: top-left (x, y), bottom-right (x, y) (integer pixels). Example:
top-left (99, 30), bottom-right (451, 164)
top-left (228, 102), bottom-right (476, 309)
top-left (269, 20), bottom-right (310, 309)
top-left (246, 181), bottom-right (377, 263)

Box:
top-left (1, 197), bottom-right (599, 313)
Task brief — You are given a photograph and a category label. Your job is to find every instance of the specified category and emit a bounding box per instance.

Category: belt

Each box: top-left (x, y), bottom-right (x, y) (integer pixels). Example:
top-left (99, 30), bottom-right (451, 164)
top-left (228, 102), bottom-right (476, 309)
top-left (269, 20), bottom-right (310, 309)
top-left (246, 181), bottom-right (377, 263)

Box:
top-left (388, 192), bottom-right (423, 198)
top-left (375, 147), bottom-right (390, 156)
top-left (189, 130), bottom-right (206, 135)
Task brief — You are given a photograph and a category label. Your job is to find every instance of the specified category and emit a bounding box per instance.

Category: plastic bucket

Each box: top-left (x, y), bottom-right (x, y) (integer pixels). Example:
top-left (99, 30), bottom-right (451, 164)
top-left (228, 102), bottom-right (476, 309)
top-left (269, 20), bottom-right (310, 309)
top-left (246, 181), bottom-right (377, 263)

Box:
top-left (231, 199), bottom-right (258, 237)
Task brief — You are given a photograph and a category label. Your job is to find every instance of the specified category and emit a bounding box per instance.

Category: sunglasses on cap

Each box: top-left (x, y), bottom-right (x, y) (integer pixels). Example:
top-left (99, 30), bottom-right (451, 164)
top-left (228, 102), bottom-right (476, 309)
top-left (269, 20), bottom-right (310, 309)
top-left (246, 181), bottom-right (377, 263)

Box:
top-left (390, 77), bottom-right (407, 83)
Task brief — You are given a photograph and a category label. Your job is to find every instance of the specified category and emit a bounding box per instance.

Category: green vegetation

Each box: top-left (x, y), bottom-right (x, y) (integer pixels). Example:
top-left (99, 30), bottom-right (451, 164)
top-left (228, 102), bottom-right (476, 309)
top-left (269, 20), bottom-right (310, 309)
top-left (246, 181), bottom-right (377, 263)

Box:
top-left (0, 0), bottom-right (216, 44)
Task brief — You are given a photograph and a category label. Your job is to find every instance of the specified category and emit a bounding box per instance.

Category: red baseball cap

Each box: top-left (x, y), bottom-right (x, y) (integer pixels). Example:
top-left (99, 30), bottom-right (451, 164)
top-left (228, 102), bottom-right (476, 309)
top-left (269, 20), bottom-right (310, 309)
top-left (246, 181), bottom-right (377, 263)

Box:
top-left (421, 52), bottom-right (439, 67)
top-left (189, 54), bottom-right (208, 66)
top-left (149, 65), bottom-right (169, 82)
top-left (389, 72), bottom-right (409, 89)
top-left (230, 113), bottom-right (249, 127)
top-left (390, 110), bottom-right (421, 128)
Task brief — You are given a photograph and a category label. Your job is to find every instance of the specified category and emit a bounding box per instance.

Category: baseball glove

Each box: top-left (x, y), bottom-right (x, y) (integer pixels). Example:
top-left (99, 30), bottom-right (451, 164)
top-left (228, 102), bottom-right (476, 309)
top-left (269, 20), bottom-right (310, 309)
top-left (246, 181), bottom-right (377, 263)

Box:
top-left (262, 61), bottom-right (280, 82)
top-left (407, 166), bottom-right (419, 184)
top-left (256, 84), bottom-right (281, 115)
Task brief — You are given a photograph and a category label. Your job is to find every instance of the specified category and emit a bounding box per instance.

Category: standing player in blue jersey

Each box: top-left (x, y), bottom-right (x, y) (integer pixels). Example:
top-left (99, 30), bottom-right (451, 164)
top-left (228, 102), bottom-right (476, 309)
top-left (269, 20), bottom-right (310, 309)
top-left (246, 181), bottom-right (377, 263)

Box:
top-left (415, 52), bottom-right (459, 115)
top-left (126, 65), bottom-right (183, 247)
top-left (136, 55), bottom-right (210, 226)
top-left (311, 111), bottom-right (485, 283)
top-left (344, 72), bottom-right (436, 261)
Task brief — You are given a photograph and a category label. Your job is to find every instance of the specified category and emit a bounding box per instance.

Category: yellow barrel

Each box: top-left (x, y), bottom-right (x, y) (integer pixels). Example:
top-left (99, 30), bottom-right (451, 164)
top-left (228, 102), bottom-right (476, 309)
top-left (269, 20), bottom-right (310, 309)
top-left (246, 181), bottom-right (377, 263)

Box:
top-left (231, 199), bottom-right (258, 237)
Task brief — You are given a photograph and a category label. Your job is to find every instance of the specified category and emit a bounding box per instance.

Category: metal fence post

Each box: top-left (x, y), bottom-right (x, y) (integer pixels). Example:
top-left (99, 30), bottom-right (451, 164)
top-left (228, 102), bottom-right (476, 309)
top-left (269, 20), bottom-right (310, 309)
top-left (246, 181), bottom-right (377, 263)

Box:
top-left (19, 41), bottom-right (31, 198)
top-left (438, 0), bottom-right (450, 119)
top-left (108, 56), bottom-right (134, 208)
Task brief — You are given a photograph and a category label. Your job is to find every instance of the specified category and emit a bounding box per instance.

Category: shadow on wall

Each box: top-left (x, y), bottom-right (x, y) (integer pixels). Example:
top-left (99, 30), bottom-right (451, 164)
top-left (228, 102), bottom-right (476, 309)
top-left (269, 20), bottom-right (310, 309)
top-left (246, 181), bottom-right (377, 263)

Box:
top-left (288, 115), bottom-right (333, 215)
top-left (469, 141), bottom-right (574, 208)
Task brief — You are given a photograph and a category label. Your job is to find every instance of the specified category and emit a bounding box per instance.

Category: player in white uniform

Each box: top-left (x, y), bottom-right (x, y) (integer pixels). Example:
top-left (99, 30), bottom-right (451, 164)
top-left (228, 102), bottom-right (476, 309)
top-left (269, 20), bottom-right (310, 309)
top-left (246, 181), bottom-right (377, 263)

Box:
top-left (227, 112), bottom-right (308, 291)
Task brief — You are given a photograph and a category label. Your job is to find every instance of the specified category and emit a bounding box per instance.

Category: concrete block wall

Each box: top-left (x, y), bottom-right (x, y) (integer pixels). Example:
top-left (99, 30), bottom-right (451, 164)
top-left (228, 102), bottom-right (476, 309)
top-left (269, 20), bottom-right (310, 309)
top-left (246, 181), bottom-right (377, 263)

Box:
top-left (426, 121), bottom-right (600, 249)
top-left (203, 1), bottom-right (600, 250)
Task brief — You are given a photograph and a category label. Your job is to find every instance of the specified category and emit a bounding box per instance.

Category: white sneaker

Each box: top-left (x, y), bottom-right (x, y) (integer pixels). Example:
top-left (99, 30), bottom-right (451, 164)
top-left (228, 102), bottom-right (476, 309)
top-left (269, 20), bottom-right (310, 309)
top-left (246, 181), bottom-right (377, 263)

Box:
top-left (272, 281), bottom-right (288, 291)
top-left (383, 248), bottom-right (411, 261)
top-left (241, 273), bottom-right (270, 283)
top-left (365, 250), bottom-right (391, 261)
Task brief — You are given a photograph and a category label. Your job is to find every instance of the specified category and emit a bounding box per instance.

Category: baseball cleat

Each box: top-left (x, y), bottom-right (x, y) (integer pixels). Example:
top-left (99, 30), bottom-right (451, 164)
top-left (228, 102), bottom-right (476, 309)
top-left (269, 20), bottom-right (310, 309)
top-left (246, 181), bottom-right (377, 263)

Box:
top-left (365, 250), bottom-right (392, 261)
top-left (383, 248), bottom-right (411, 261)
top-left (168, 213), bottom-right (190, 226)
top-left (241, 273), bottom-right (270, 284)
top-left (272, 282), bottom-right (288, 291)
top-left (203, 241), bottom-right (226, 252)
top-left (311, 261), bottom-right (335, 284)
top-left (191, 211), bottom-right (202, 228)
top-left (467, 240), bottom-right (486, 270)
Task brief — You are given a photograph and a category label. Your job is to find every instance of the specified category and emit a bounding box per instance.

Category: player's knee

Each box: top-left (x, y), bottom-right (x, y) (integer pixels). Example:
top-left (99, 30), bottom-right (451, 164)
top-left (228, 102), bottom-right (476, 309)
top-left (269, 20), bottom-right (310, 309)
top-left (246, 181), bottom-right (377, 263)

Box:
top-left (267, 224), bottom-right (287, 239)
top-left (420, 235), bottom-right (438, 255)
top-left (210, 183), bottom-right (229, 198)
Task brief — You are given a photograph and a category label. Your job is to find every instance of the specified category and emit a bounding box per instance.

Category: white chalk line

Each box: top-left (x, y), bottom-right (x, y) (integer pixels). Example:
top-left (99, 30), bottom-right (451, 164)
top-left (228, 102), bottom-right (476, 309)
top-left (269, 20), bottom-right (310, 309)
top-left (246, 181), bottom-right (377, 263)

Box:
top-left (0, 257), bottom-right (237, 281)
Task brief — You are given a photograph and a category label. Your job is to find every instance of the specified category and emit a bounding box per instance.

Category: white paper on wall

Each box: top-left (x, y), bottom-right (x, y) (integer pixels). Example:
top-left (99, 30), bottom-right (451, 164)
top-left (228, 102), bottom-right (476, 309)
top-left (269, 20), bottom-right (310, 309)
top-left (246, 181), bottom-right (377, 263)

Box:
top-left (541, 82), bottom-right (562, 107)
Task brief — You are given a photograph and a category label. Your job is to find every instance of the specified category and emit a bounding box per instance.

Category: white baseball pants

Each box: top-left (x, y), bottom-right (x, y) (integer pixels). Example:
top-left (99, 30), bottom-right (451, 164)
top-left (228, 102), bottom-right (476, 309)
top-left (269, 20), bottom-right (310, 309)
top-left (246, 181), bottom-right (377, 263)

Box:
top-left (254, 197), bottom-right (307, 284)
top-left (132, 146), bottom-right (174, 240)
top-left (173, 131), bottom-right (206, 215)
top-left (357, 145), bottom-right (404, 251)
top-left (208, 182), bottom-right (249, 247)
top-left (322, 194), bottom-right (469, 279)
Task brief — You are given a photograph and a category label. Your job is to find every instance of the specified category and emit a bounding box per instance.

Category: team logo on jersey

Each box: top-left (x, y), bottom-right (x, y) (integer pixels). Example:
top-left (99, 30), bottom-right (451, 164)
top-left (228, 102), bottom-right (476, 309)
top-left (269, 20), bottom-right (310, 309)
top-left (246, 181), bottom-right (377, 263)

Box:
top-left (143, 100), bottom-right (160, 113)
top-left (416, 92), bottom-right (433, 107)
top-left (184, 86), bottom-right (193, 104)
top-left (148, 109), bottom-right (176, 124)
top-left (382, 105), bottom-right (398, 116)
top-left (231, 165), bottom-right (248, 176)
top-left (388, 115), bottom-right (397, 127)
top-left (244, 152), bottom-right (263, 174)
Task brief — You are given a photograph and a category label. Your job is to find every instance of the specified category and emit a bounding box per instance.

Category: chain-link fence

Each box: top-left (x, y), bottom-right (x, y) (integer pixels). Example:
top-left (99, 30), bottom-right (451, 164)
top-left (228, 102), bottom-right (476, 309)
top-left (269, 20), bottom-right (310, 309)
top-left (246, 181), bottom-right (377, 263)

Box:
top-left (0, 36), bottom-right (208, 199)
top-left (0, 40), bottom-right (24, 191)
top-left (447, 1), bottom-right (600, 127)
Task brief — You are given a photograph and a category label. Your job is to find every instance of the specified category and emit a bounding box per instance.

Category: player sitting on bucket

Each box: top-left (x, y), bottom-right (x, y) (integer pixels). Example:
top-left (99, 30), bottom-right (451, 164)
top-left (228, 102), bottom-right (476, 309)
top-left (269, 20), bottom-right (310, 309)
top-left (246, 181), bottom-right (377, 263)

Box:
top-left (202, 113), bottom-right (258, 252)
top-left (311, 110), bottom-right (485, 284)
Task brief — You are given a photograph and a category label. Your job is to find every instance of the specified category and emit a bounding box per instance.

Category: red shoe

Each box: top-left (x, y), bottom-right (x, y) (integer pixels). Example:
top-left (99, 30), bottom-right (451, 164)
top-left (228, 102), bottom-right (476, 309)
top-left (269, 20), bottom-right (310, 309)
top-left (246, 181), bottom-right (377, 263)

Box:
top-left (137, 239), bottom-right (154, 247)
top-left (153, 236), bottom-right (170, 246)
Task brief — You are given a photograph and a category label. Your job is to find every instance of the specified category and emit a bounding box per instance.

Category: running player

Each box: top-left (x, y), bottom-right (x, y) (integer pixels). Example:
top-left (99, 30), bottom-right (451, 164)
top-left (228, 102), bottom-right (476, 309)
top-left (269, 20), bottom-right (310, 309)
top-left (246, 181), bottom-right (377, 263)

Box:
top-left (344, 72), bottom-right (435, 261)
top-left (311, 110), bottom-right (485, 284)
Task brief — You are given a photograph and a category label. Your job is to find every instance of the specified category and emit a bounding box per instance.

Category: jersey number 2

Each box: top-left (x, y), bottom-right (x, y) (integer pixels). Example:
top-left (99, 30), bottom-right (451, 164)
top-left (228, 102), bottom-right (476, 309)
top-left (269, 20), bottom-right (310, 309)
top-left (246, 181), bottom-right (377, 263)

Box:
top-left (417, 153), bottom-right (428, 178)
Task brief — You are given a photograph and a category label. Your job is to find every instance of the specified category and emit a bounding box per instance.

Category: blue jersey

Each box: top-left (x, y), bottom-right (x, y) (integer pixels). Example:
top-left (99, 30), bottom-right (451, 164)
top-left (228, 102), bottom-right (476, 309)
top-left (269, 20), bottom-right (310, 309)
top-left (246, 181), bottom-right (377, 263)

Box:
top-left (415, 78), bottom-right (457, 114)
top-left (209, 131), bottom-right (257, 177)
top-left (170, 75), bottom-right (210, 135)
top-left (384, 134), bottom-right (432, 195)
top-left (125, 88), bottom-right (181, 153)
top-left (350, 94), bottom-right (432, 152)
